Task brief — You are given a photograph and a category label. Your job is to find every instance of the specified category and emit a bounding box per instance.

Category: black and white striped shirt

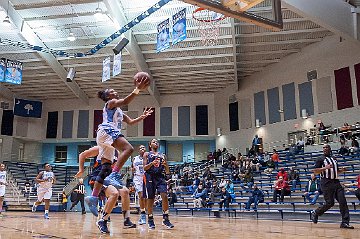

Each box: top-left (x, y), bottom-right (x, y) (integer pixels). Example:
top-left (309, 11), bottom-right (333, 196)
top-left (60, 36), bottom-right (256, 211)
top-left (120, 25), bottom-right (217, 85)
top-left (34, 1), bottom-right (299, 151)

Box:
top-left (77, 184), bottom-right (86, 194)
top-left (315, 156), bottom-right (338, 180)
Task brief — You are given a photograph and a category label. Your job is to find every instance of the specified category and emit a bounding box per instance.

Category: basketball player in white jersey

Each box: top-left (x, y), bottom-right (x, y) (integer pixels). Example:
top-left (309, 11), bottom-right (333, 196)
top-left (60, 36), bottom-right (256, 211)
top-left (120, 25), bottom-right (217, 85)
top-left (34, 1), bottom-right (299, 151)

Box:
top-left (132, 145), bottom-right (147, 225)
top-left (32, 163), bottom-right (56, 219)
top-left (0, 163), bottom-right (8, 217)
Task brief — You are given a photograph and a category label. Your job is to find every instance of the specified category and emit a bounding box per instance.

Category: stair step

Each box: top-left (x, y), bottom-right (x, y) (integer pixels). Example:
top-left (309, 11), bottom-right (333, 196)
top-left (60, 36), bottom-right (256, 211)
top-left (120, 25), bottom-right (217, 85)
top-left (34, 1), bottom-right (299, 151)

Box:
top-left (7, 205), bottom-right (32, 211)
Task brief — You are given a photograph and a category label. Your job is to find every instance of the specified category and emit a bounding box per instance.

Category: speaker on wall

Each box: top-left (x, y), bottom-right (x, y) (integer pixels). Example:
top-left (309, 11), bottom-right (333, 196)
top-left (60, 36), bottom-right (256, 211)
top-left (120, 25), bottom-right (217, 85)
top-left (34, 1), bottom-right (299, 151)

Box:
top-left (113, 37), bottom-right (129, 55)
top-left (66, 68), bottom-right (76, 82)
top-left (307, 70), bottom-right (317, 81)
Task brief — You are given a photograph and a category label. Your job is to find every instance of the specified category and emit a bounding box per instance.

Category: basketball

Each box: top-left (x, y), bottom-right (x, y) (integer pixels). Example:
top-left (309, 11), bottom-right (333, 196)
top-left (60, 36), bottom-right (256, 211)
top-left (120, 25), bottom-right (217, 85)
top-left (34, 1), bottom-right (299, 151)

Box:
top-left (133, 72), bottom-right (151, 89)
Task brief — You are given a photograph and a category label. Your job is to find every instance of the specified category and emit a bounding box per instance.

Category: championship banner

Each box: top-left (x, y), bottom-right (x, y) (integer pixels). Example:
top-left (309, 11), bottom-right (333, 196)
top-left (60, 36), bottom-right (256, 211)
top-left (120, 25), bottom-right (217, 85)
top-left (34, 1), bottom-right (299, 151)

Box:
top-left (172, 8), bottom-right (187, 45)
top-left (4, 60), bottom-right (22, 85)
top-left (113, 52), bottom-right (122, 77)
top-left (14, 98), bottom-right (43, 118)
top-left (0, 58), bottom-right (5, 82)
top-left (102, 56), bottom-right (111, 82)
top-left (156, 18), bottom-right (170, 53)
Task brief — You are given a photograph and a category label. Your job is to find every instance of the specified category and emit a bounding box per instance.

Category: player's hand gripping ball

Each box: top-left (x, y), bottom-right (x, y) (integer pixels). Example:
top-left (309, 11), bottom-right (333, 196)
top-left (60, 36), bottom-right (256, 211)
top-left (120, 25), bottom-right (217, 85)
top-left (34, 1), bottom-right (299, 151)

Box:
top-left (134, 72), bottom-right (151, 90)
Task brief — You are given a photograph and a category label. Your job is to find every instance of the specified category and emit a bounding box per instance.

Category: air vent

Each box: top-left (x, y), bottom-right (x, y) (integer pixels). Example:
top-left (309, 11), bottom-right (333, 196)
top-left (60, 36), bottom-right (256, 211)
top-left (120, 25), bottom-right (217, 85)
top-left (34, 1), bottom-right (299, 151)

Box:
top-left (229, 94), bottom-right (237, 103)
top-left (0, 101), bottom-right (10, 110)
top-left (307, 70), bottom-right (317, 81)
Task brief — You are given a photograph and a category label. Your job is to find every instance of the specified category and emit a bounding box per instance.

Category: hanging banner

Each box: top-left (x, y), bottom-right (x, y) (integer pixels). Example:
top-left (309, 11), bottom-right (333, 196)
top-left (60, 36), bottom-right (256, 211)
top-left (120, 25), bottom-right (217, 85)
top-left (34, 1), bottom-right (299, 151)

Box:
top-left (0, 58), bottom-right (6, 82)
top-left (156, 18), bottom-right (170, 53)
top-left (4, 60), bottom-right (22, 85)
top-left (172, 8), bottom-right (187, 45)
top-left (14, 98), bottom-right (43, 118)
top-left (113, 53), bottom-right (122, 77)
top-left (102, 56), bottom-right (111, 82)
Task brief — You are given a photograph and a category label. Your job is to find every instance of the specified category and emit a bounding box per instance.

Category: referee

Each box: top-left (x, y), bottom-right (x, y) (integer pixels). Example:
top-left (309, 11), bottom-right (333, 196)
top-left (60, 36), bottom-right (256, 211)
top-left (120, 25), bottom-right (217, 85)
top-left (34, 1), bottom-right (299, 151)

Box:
top-left (311, 144), bottom-right (354, 229)
top-left (69, 178), bottom-right (86, 214)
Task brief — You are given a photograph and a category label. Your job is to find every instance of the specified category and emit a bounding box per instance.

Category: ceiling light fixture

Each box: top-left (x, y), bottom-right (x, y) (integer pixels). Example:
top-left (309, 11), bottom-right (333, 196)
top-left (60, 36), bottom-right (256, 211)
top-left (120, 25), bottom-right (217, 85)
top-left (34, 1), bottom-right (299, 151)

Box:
top-left (67, 4), bottom-right (76, 41)
top-left (67, 32), bottom-right (76, 41)
top-left (94, 2), bottom-right (105, 21)
top-left (3, 0), bottom-right (11, 25)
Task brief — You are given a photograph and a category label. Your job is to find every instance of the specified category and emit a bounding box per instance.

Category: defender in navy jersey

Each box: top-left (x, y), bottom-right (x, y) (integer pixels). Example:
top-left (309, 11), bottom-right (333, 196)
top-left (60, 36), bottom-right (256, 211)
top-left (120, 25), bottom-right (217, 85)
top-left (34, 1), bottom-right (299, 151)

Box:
top-left (84, 78), bottom-right (153, 216)
top-left (311, 144), bottom-right (354, 229)
top-left (143, 139), bottom-right (174, 229)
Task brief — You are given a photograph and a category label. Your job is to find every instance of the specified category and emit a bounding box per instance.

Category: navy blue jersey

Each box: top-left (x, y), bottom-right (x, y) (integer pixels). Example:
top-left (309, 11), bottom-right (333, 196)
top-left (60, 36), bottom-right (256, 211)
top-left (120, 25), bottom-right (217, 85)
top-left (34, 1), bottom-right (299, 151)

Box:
top-left (146, 151), bottom-right (165, 175)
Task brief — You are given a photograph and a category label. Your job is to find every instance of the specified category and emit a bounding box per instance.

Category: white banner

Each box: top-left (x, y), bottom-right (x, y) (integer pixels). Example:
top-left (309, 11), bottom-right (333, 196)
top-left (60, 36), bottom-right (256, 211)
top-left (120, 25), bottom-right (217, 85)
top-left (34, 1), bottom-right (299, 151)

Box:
top-left (102, 56), bottom-right (111, 82)
top-left (113, 53), bottom-right (122, 77)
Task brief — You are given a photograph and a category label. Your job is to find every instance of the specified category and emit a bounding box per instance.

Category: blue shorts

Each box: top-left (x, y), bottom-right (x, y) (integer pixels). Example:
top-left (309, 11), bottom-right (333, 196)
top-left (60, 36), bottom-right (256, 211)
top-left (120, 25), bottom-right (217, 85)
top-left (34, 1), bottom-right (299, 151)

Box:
top-left (143, 173), bottom-right (167, 199)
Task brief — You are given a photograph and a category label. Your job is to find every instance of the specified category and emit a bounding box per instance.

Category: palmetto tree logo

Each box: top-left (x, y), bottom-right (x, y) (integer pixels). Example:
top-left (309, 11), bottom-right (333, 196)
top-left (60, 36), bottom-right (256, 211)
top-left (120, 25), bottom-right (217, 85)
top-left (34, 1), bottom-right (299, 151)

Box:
top-left (24, 104), bottom-right (33, 114)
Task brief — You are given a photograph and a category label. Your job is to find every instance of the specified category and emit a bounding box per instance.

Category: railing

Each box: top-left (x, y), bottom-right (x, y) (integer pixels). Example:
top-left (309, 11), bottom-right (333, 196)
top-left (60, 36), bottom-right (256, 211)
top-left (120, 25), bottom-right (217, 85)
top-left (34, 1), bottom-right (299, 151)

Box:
top-left (6, 172), bottom-right (22, 205)
top-left (63, 166), bottom-right (92, 196)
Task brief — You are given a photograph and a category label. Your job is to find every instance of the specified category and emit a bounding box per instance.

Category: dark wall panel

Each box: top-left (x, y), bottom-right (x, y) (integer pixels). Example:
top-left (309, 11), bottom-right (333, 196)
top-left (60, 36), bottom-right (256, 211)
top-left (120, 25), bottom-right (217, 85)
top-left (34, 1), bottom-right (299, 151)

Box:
top-left (93, 110), bottom-right (102, 138)
top-left (178, 106), bottom-right (190, 136)
top-left (160, 107), bottom-right (172, 136)
top-left (1, 110), bottom-right (14, 136)
top-left (354, 63), bottom-right (360, 105)
top-left (316, 76), bottom-right (333, 114)
top-left (62, 111), bottom-right (73, 138)
top-left (267, 87), bottom-right (281, 124)
top-left (239, 98), bottom-right (251, 129)
top-left (196, 105), bottom-right (208, 135)
top-left (77, 110), bottom-right (89, 138)
top-left (298, 82), bottom-right (314, 116)
top-left (229, 102), bottom-right (239, 131)
top-left (334, 66), bottom-right (353, 110)
top-left (254, 91), bottom-right (266, 125)
top-left (143, 108), bottom-right (155, 136)
top-left (46, 111), bottom-right (58, 138)
top-left (282, 83), bottom-right (297, 120)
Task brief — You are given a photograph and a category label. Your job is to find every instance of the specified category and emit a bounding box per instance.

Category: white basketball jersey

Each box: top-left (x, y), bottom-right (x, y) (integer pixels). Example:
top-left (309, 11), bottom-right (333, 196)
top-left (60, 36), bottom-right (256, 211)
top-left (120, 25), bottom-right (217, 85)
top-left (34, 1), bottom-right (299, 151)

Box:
top-left (101, 102), bottom-right (123, 130)
top-left (0, 171), bottom-right (6, 185)
top-left (133, 155), bottom-right (145, 177)
top-left (39, 171), bottom-right (54, 189)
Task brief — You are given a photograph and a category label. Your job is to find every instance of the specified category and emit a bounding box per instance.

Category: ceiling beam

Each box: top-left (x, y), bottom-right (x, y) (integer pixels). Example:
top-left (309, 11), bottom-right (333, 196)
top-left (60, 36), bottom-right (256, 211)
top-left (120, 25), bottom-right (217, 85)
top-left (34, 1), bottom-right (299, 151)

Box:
top-left (283, 0), bottom-right (360, 43)
top-left (236, 38), bottom-right (323, 47)
top-left (137, 35), bottom-right (233, 45)
top-left (236, 27), bottom-right (328, 37)
top-left (13, 0), bottom-right (100, 10)
top-left (150, 62), bottom-right (234, 71)
top-left (0, 0), bottom-right (89, 104)
top-left (146, 53), bottom-right (234, 63)
top-left (103, 0), bottom-right (160, 106)
top-left (231, 18), bottom-right (238, 90)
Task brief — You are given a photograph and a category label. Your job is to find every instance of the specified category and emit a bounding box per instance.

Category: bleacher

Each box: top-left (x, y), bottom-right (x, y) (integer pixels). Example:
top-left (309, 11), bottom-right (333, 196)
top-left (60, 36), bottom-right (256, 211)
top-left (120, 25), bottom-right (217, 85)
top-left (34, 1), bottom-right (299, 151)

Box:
top-left (166, 150), bottom-right (360, 221)
top-left (4, 161), bottom-right (78, 206)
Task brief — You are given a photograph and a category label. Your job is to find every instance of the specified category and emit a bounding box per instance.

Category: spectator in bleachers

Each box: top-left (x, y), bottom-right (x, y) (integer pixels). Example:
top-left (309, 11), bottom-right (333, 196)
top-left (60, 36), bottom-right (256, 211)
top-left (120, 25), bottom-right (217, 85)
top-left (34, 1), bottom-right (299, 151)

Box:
top-left (250, 156), bottom-right (260, 172)
top-left (343, 174), bottom-right (360, 201)
top-left (296, 136), bottom-right (305, 152)
top-left (219, 176), bottom-right (227, 188)
top-left (288, 167), bottom-right (300, 191)
top-left (245, 184), bottom-right (264, 210)
top-left (240, 170), bottom-right (254, 189)
top-left (303, 174), bottom-right (320, 205)
top-left (252, 135), bottom-right (261, 154)
top-left (208, 181), bottom-right (222, 204)
top-left (61, 190), bottom-right (68, 211)
top-left (339, 135), bottom-right (349, 156)
top-left (237, 153), bottom-right (244, 168)
top-left (226, 180), bottom-right (236, 202)
top-left (264, 156), bottom-right (275, 175)
top-left (202, 167), bottom-right (211, 180)
top-left (24, 179), bottom-right (31, 194)
top-left (168, 189), bottom-right (177, 207)
top-left (219, 187), bottom-right (231, 211)
top-left (192, 184), bottom-right (207, 208)
top-left (271, 149), bottom-right (280, 169)
top-left (271, 176), bottom-right (291, 203)
top-left (276, 168), bottom-right (288, 181)
top-left (349, 136), bottom-right (359, 154)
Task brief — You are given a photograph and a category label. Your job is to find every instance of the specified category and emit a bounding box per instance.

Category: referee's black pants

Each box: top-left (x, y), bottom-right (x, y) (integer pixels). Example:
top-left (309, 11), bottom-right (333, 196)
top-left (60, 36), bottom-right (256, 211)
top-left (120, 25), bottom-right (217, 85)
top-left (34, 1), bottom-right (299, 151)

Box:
top-left (315, 179), bottom-right (350, 224)
top-left (70, 194), bottom-right (85, 213)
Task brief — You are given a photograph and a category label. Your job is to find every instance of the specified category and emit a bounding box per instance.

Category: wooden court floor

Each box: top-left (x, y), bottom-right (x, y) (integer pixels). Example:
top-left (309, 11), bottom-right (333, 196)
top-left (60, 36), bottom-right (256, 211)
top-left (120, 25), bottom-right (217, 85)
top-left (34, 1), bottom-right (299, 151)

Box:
top-left (0, 211), bottom-right (359, 239)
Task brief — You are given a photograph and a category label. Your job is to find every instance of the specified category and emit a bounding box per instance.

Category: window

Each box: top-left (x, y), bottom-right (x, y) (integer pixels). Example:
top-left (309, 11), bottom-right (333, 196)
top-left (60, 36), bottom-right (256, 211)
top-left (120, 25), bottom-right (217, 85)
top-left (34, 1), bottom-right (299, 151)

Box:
top-left (55, 146), bottom-right (67, 163)
top-left (77, 145), bottom-right (92, 163)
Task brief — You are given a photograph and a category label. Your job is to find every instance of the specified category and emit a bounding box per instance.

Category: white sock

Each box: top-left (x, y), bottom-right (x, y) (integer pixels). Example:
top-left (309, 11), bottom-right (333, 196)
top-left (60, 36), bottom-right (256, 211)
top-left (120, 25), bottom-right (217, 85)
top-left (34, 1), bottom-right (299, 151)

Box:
top-left (45, 210), bottom-right (49, 214)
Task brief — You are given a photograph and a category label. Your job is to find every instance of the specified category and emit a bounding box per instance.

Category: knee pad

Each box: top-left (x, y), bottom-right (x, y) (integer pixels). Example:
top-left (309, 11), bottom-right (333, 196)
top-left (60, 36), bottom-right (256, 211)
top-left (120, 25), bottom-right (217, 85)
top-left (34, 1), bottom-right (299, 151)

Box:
top-left (96, 163), bottom-right (112, 184)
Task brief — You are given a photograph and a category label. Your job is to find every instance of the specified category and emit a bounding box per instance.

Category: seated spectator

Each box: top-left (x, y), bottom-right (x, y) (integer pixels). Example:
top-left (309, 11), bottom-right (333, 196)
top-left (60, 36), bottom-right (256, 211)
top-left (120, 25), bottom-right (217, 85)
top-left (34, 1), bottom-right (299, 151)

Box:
top-left (240, 170), bottom-right (254, 189)
top-left (288, 167), bottom-right (300, 191)
top-left (343, 174), bottom-right (360, 201)
top-left (226, 180), bottom-right (236, 202)
top-left (208, 181), bottom-right (222, 204)
top-left (219, 187), bottom-right (231, 211)
top-left (296, 136), bottom-right (305, 152)
top-left (24, 179), bottom-right (31, 194)
top-left (276, 168), bottom-right (288, 181)
top-left (349, 137), bottom-right (359, 154)
top-left (303, 174), bottom-right (320, 205)
top-left (264, 156), bottom-right (275, 175)
top-left (271, 176), bottom-right (291, 203)
top-left (271, 149), bottom-right (280, 169)
top-left (154, 194), bottom-right (162, 207)
top-left (168, 189), bottom-right (177, 207)
top-left (250, 156), bottom-right (261, 172)
top-left (245, 184), bottom-right (264, 210)
top-left (218, 176), bottom-right (227, 188)
top-left (193, 184), bottom-right (207, 208)
top-left (339, 135), bottom-right (349, 156)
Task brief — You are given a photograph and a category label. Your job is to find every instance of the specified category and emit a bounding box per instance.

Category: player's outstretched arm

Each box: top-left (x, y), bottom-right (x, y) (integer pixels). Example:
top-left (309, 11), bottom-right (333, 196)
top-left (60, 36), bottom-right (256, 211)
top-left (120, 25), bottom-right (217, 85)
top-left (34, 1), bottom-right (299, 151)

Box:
top-left (123, 108), bottom-right (153, 126)
top-left (35, 171), bottom-right (45, 183)
top-left (75, 146), bottom-right (100, 178)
